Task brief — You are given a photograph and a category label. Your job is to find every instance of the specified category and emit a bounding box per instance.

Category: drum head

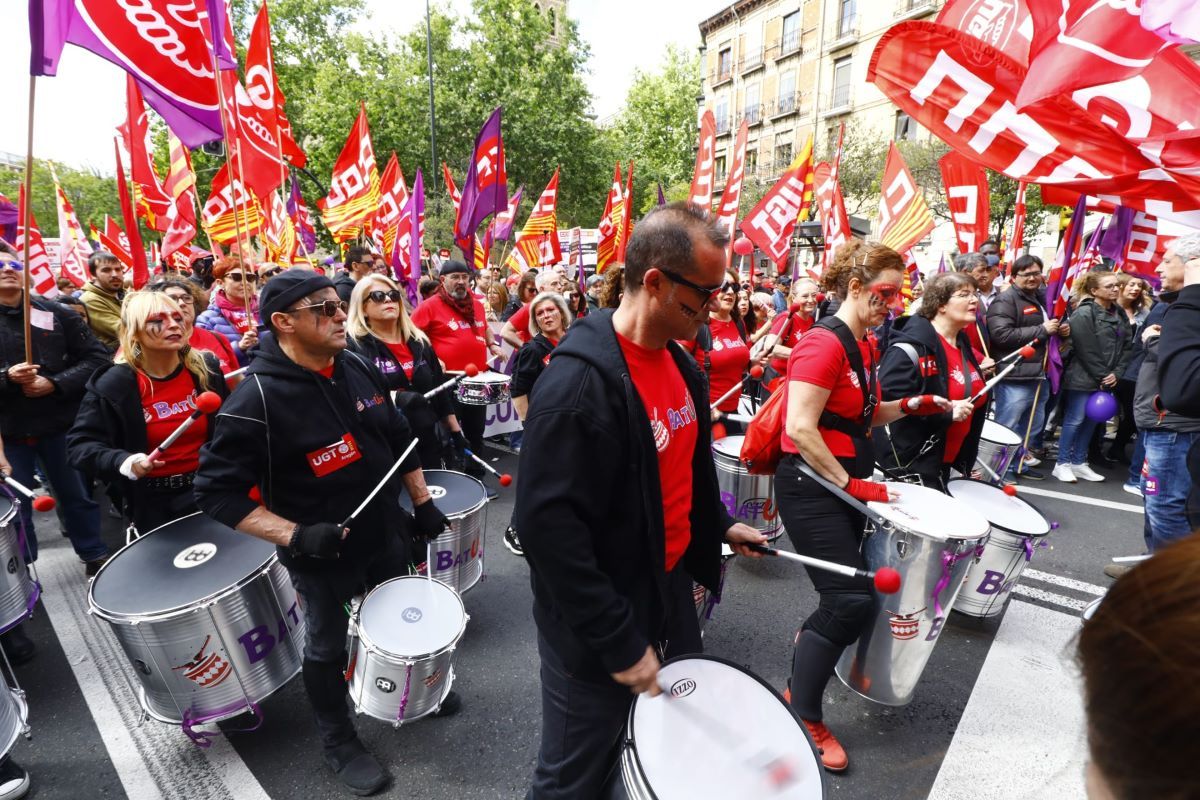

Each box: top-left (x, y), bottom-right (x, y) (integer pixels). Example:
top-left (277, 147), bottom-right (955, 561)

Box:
top-left (868, 483), bottom-right (990, 541)
top-left (475, 371), bottom-right (509, 385)
top-left (711, 435), bottom-right (745, 459)
top-left (629, 655), bottom-right (825, 798)
top-left (981, 418), bottom-right (1023, 446)
top-left (946, 479), bottom-right (1050, 537)
top-left (399, 470), bottom-right (487, 517)
top-left (90, 512), bottom-right (276, 617)
top-left (359, 576), bottom-right (465, 658)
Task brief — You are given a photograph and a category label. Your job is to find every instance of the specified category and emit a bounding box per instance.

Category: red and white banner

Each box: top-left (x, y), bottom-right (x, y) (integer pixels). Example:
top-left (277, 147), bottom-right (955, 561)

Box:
top-left (220, 71), bottom-right (286, 202)
top-left (318, 104), bottom-right (380, 243)
top-left (1010, 180), bottom-right (1027, 257)
top-left (119, 75), bottom-right (172, 232)
top-left (596, 163), bottom-right (624, 273)
top-left (17, 187), bottom-right (60, 298)
top-left (1123, 211), bottom-right (1166, 278)
top-left (203, 164), bottom-right (265, 245)
top-left (689, 110), bottom-right (717, 209)
top-left (372, 153), bottom-right (409, 258)
top-left (261, 191), bottom-right (296, 264)
top-left (162, 132), bottom-right (198, 260)
top-left (739, 148), bottom-right (816, 269)
top-left (245, 0), bottom-right (306, 169)
top-left (100, 216), bottom-right (132, 270)
top-left (716, 121), bottom-right (750, 261)
top-left (939, 150), bottom-right (990, 254)
top-left (878, 142), bottom-right (935, 254)
top-left (816, 161), bottom-right (850, 273)
top-left (54, 183), bottom-right (92, 287)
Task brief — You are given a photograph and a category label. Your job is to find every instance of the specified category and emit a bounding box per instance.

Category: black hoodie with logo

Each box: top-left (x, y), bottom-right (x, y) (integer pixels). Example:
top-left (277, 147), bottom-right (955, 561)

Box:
top-left (194, 333), bottom-right (420, 571)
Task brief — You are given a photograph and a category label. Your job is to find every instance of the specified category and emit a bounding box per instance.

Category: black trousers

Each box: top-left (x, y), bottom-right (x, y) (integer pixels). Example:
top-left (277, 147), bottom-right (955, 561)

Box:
top-left (453, 399), bottom-right (487, 458)
top-left (528, 568), bottom-right (701, 800)
top-left (134, 485), bottom-right (199, 534)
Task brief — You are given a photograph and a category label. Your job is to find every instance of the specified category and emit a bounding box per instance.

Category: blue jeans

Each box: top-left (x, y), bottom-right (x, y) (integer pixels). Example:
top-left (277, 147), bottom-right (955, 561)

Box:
top-left (1140, 429), bottom-right (1200, 551)
top-left (5, 433), bottom-right (106, 562)
top-left (1056, 390), bottom-right (1099, 466)
top-left (994, 379), bottom-right (1048, 473)
top-left (1127, 431), bottom-right (1147, 486)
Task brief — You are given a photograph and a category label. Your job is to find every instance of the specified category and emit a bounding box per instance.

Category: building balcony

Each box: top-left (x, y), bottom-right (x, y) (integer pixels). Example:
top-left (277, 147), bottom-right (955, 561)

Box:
top-left (772, 30), bottom-right (802, 61)
top-left (893, 0), bottom-right (939, 20)
top-left (820, 87), bottom-right (854, 117)
top-left (715, 114), bottom-right (734, 136)
top-left (739, 48), bottom-right (765, 75)
top-left (710, 68), bottom-right (733, 88)
top-left (769, 92), bottom-right (805, 120)
top-left (825, 19), bottom-right (859, 51)
top-left (740, 103), bottom-right (764, 127)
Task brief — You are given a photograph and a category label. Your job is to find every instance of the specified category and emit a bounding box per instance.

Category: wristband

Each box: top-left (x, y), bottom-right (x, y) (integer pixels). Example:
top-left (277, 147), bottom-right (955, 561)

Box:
top-left (901, 395), bottom-right (943, 416)
top-left (844, 477), bottom-right (889, 503)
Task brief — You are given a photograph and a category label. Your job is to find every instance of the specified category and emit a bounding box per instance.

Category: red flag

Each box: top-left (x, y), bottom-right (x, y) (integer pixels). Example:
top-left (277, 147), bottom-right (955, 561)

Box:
top-left (505, 170), bottom-right (562, 273)
top-left (739, 147), bottom-right (816, 269)
top-left (689, 110), bottom-right (717, 209)
top-left (53, 182), bottom-right (92, 288)
top-left (162, 132), bottom-right (198, 260)
top-left (261, 191), bottom-right (297, 264)
top-left (878, 143), bottom-right (935, 254)
top-left (245, 1), bottom-right (306, 169)
top-left (938, 151), bottom-right (990, 255)
top-left (119, 75), bottom-right (173, 232)
top-left (617, 161), bottom-right (635, 262)
top-left (372, 153), bottom-right (408, 259)
top-left (1123, 211), bottom-right (1166, 280)
top-left (219, 71), bottom-right (286, 201)
top-left (596, 164), bottom-right (623, 273)
top-left (816, 161), bottom-right (850, 273)
top-left (16, 187), bottom-right (60, 298)
top-left (202, 163), bottom-right (265, 246)
top-left (114, 141), bottom-right (149, 289)
top-left (100, 216), bottom-right (132, 270)
top-left (1010, 180), bottom-right (1028, 259)
top-left (715, 121), bottom-right (749, 262)
top-left (318, 104), bottom-right (380, 242)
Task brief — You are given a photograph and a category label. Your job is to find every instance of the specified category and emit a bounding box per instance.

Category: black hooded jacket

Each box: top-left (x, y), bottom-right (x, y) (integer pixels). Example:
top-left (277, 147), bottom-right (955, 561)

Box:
top-left (873, 315), bottom-right (986, 482)
top-left (346, 332), bottom-right (454, 434)
top-left (194, 333), bottom-right (420, 571)
top-left (513, 311), bottom-right (734, 677)
top-left (510, 333), bottom-right (557, 398)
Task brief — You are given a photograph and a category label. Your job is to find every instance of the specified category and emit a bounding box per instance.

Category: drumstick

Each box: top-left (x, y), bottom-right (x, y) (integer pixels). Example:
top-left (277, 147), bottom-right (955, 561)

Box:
top-left (443, 362), bottom-right (481, 377)
top-left (709, 365), bottom-right (765, 412)
top-left (724, 413), bottom-right (754, 424)
top-left (338, 438), bottom-right (419, 529)
top-left (146, 391), bottom-right (223, 462)
top-left (969, 345), bottom-right (1036, 404)
top-left (423, 363), bottom-right (480, 399)
top-left (224, 366), bottom-right (247, 380)
top-left (2, 475), bottom-right (55, 512)
top-left (747, 544), bottom-right (901, 593)
top-left (462, 448), bottom-right (512, 487)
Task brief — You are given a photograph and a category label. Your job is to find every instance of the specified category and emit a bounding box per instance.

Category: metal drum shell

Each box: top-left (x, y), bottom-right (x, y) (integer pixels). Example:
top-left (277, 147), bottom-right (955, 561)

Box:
top-left (975, 419), bottom-right (1024, 484)
top-left (693, 545), bottom-right (735, 633)
top-left (0, 688), bottom-right (28, 760)
top-left (415, 471), bottom-right (488, 594)
top-left (455, 372), bottom-right (512, 406)
top-left (89, 554), bottom-right (305, 725)
top-left (712, 436), bottom-right (784, 541)
top-left (954, 529), bottom-right (1035, 618)
top-left (0, 500), bottom-right (38, 634)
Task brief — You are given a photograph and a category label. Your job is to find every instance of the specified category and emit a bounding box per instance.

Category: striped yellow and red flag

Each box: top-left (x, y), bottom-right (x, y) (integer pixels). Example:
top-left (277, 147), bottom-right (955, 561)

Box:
top-left (596, 163), bottom-right (624, 273)
top-left (318, 104), bottom-right (379, 243)
top-left (505, 169), bottom-right (561, 274)
top-left (878, 142), bottom-right (934, 254)
top-left (793, 135), bottom-right (816, 223)
top-left (202, 163), bottom-right (264, 245)
top-left (162, 131), bottom-right (198, 260)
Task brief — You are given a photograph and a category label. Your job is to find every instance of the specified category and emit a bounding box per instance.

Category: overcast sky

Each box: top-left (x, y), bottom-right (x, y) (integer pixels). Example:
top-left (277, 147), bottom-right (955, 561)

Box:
top-left (0, 0), bottom-right (720, 173)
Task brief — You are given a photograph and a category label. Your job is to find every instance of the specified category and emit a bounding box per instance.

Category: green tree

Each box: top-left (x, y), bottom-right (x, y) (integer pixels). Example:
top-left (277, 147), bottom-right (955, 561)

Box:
top-left (0, 160), bottom-right (146, 245)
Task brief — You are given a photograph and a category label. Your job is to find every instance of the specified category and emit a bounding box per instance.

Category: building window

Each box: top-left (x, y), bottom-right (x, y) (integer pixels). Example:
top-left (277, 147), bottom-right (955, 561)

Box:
top-left (715, 155), bottom-right (728, 183)
top-left (717, 47), bottom-right (732, 82)
top-left (745, 149), bottom-right (758, 177)
top-left (838, 0), bottom-right (856, 36)
top-left (774, 136), bottom-right (793, 170)
top-left (832, 57), bottom-right (851, 108)
top-left (745, 82), bottom-right (761, 125)
top-left (547, 8), bottom-right (556, 35)
top-left (781, 11), bottom-right (800, 54)
top-left (715, 96), bottom-right (730, 134)
top-left (895, 110), bottom-right (915, 141)
top-left (777, 70), bottom-right (797, 115)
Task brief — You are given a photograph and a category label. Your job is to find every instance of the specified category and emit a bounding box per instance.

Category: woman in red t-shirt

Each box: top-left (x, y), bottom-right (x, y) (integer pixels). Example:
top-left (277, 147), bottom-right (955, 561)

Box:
top-left (763, 277), bottom-right (821, 379)
top-left (345, 274), bottom-right (467, 470)
top-left (875, 273), bottom-right (984, 489)
top-left (774, 240), bottom-right (953, 772)
top-left (68, 292), bottom-right (228, 533)
top-left (705, 271), bottom-right (752, 434)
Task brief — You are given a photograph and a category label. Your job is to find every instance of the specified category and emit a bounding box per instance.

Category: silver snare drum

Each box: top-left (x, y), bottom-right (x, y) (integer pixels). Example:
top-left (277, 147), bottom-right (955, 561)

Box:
top-left (976, 419), bottom-right (1024, 483)
top-left (348, 576), bottom-right (468, 725)
top-left (455, 370), bottom-right (512, 406)
top-left (712, 435), bottom-right (783, 541)
top-left (693, 545), bottom-right (735, 633)
top-left (88, 513), bottom-right (305, 728)
top-left (402, 470), bottom-right (488, 593)
top-left (0, 686), bottom-right (28, 760)
top-left (0, 495), bottom-right (39, 634)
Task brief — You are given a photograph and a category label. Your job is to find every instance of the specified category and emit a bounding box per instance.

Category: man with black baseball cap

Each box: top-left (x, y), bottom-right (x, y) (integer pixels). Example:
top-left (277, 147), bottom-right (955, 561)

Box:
top-left (195, 268), bottom-right (457, 796)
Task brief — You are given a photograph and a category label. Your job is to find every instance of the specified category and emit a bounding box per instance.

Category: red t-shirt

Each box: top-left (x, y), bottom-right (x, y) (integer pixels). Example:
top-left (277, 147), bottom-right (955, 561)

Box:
top-left (707, 318), bottom-right (750, 412)
top-left (142, 367), bottom-right (206, 477)
top-left (507, 302), bottom-right (533, 344)
top-left (781, 327), bottom-right (876, 458)
top-left (384, 340), bottom-right (415, 379)
top-left (617, 333), bottom-right (698, 571)
top-left (411, 295), bottom-right (490, 371)
top-left (939, 335), bottom-right (985, 463)
top-left (189, 325), bottom-right (237, 375)
top-left (768, 312), bottom-right (815, 373)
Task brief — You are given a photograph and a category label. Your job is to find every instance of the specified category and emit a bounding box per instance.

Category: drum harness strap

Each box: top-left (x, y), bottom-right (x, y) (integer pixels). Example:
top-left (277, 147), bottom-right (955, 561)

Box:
top-left (882, 343), bottom-right (941, 482)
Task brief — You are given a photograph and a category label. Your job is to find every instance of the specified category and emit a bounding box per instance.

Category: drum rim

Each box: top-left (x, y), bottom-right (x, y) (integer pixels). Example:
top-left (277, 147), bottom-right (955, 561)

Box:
top-left (87, 512), bottom-right (280, 622)
top-left (355, 576), bottom-right (468, 661)
top-left (980, 419), bottom-right (1024, 445)
top-left (623, 653), bottom-right (829, 798)
top-left (945, 478), bottom-right (1051, 537)
top-left (459, 371), bottom-right (511, 383)
top-left (870, 483), bottom-right (991, 541)
top-left (412, 470), bottom-right (489, 519)
top-left (0, 688), bottom-right (27, 760)
top-left (0, 499), bottom-right (16, 525)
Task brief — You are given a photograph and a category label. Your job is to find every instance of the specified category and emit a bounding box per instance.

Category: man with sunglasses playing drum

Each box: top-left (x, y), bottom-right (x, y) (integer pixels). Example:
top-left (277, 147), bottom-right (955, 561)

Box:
top-left (195, 269), bottom-right (455, 796)
top-left (515, 203), bottom-right (767, 799)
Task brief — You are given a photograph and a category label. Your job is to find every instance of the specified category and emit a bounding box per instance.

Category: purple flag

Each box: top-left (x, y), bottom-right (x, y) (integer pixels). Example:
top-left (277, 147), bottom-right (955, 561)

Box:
top-left (1099, 206), bottom-right (1135, 264)
top-left (287, 177), bottom-right (317, 254)
top-left (28, 0), bottom-right (226, 147)
top-left (0, 194), bottom-right (17, 246)
top-left (1045, 195), bottom-right (1090, 312)
top-left (937, 253), bottom-right (947, 273)
top-left (204, 0), bottom-right (238, 71)
top-left (657, 182), bottom-right (666, 207)
top-left (396, 168), bottom-right (425, 307)
top-left (454, 108), bottom-right (507, 253)
top-left (491, 185), bottom-right (524, 242)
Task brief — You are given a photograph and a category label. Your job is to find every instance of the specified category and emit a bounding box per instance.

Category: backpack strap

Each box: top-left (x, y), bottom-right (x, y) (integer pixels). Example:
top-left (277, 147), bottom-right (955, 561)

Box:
top-left (814, 317), bottom-right (876, 440)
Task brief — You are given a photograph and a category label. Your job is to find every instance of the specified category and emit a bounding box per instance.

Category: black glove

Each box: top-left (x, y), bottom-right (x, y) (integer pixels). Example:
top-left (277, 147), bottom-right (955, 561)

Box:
top-left (412, 499), bottom-right (450, 542)
top-left (449, 430), bottom-right (469, 453)
top-left (289, 522), bottom-right (345, 558)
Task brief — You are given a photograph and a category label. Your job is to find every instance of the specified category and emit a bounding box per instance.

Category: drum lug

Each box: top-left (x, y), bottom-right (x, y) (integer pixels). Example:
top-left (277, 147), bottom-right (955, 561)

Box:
top-left (896, 536), bottom-right (910, 560)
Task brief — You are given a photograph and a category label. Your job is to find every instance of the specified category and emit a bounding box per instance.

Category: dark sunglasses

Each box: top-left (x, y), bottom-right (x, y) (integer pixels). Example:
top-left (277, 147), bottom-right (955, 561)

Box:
top-left (260, 268), bottom-right (282, 278)
top-left (366, 289), bottom-right (402, 304)
top-left (719, 281), bottom-right (739, 294)
top-left (0, 260), bottom-right (23, 272)
top-left (658, 268), bottom-right (724, 307)
top-left (286, 299), bottom-right (348, 318)
top-left (227, 272), bottom-right (258, 283)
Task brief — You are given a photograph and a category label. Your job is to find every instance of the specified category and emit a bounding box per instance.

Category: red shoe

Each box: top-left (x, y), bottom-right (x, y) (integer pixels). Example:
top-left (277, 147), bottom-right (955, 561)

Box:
top-left (803, 719), bottom-right (848, 772)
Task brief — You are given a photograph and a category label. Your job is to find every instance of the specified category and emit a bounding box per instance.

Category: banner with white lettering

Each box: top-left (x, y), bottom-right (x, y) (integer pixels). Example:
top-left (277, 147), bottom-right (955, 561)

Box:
top-left (938, 150), bottom-right (990, 256)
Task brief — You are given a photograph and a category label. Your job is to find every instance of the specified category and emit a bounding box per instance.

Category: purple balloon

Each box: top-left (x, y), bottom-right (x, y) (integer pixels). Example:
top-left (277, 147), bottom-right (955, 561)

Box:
top-left (1086, 391), bottom-right (1119, 422)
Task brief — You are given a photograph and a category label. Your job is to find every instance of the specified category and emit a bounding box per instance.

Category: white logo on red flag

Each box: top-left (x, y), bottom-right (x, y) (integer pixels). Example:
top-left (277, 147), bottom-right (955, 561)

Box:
top-left (689, 111), bottom-right (717, 209)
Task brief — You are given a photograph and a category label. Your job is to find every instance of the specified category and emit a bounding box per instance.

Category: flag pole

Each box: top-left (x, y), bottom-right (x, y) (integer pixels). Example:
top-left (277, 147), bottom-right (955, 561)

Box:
top-left (21, 76), bottom-right (37, 364)
top-left (210, 69), bottom-right (255, 324)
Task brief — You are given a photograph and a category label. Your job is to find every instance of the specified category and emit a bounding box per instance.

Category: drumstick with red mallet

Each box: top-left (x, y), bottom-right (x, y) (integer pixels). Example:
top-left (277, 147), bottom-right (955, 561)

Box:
top-left (462, 448), bottom-right (512, 488)
top-left (969, 344), bottom-right (1037, 404)
top-left (746, 543), bottom-right (902, 594)
top-left (145, 391), bottom-right (223, 463)
top-left (424, 363), bottom-right (480, 399)
top-left (2, 475), bottom-right (55, 512)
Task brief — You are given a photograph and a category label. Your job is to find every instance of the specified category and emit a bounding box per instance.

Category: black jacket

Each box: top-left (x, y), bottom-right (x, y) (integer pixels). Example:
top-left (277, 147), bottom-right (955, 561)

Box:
top-left (873, 315), bottom-right (986, 481)
top-left (1123, 297), bottom-right (1169, 382)
top-left (194, 334), bottom-right (420, 571)
top-left (1064, 297), bottom-right (1133, 392)
top-left (67, 357), bottom-right (228, 517)
top-left (513, 311), bottom-right (734, 676)
top-left (0, 297), bottom-right (111, 438)
top-left (510, 334), bottom-right (556, 398)
top-left (346, 332), bottom-right (453, 434)
top-left (1158, 284), bottom-right (1200, 416)
top-left (985, 285), bottom-right (1051, 381)
top-left (332, 272), bottom-right (358, 304)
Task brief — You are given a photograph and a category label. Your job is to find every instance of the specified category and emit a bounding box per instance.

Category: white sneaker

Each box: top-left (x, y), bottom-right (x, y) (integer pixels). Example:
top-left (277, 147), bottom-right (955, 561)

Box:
top-left (1072, 463), bottom-right (1106, 482)
top-left (1123, 482), bottom-right (1143, 497)
top-left (1052, 464), bottom-right (1078, 483)
top-left (1022, 453), bottom-right (1042, 467)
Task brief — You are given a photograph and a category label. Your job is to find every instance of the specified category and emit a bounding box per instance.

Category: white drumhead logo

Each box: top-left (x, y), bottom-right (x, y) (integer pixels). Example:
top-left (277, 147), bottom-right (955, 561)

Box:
top-left (428, 485), bottom-right (447, 500)
top-left (173, 543), bottom-right (217, 569)
top-left (670, 678), bottom-right (696, 698)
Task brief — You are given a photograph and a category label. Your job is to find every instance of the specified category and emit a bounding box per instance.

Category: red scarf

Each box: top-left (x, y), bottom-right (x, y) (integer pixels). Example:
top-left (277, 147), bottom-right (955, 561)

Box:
top-left (213, 289), bottom-right (260, 334)
top-left (437, 284), bottom-right (476, 325)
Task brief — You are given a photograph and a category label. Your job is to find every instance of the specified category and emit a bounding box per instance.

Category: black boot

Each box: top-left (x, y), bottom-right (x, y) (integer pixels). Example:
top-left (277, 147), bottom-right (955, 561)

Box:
top-left (0, 625), bottom-right (35, 667)
top-left (323, 738), bottom-right (388, 797)
top-left (788, 629), bottom-right (844, 721)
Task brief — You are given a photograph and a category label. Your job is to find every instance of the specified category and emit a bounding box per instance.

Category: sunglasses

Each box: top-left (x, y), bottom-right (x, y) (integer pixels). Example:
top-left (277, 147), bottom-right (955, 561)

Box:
top-left (227, 272), bottom-right (258, 283)
top-left (146, 312), bottom-right (185, 327)
top-left (367, 289), bottom-right (402, 304)
top-left (719, 281), bottom-right (739, 294)
top-left (658, 268), bottom-right (725, 308)
top-left (0, 260), bottom-right (23, 272)
top-left (165, 294), bottom-right (195, 306)
top-left (260, 268), bottom-right (282, 279)
top-left (286, 299), bottom-right (348, 318)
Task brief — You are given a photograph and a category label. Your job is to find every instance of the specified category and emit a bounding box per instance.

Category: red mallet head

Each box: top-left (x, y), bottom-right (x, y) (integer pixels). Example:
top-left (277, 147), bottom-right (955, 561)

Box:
top-left (749, 364), bottom-right (764, 379)
top-left (815, 292), bottom-right (826, 304)
top-left (31, 495), bottom-right (56, 513)
top-left (464, 363), bottom-right (480, 377)
top-left (499, 474), bottom-right (513, 487)
top-left (873, 567), bottom-right (902, 594)
top-left (712, 422), bottom-right (727, 441)
top-left (1018, 345), bottom-right (1037, 359)
top-left (789, 302), bottom-right (802, 314)
top-left (733, 237), bottom-right (754, 256)
top-left (195, 391), bottom-right (222, 414)
top-left (1003, 484), bottom-right (1018, 496)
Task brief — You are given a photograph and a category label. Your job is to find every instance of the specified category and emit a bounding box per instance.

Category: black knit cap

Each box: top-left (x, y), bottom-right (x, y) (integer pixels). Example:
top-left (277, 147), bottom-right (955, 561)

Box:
top-left (439, 259), bottom-right (470, 277)
top-left (259, 267), bottom-right (336, 329)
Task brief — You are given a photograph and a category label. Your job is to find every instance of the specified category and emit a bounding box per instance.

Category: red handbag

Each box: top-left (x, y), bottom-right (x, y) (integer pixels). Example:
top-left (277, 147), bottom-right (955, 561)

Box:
top-left (739, 377), bottom-right (786, 475)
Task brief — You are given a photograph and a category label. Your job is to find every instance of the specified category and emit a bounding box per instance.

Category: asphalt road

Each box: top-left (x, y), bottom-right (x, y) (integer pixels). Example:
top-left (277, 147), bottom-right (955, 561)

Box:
top-left (2, 441), bottom-right (1147, 800)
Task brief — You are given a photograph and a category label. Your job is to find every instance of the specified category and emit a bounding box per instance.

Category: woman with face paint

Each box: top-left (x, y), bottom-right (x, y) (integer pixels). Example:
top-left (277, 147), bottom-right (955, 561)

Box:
top-left (68, 292), bottom-right (229, 533)
top-left (774, 239), bottom-right (953, 772)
